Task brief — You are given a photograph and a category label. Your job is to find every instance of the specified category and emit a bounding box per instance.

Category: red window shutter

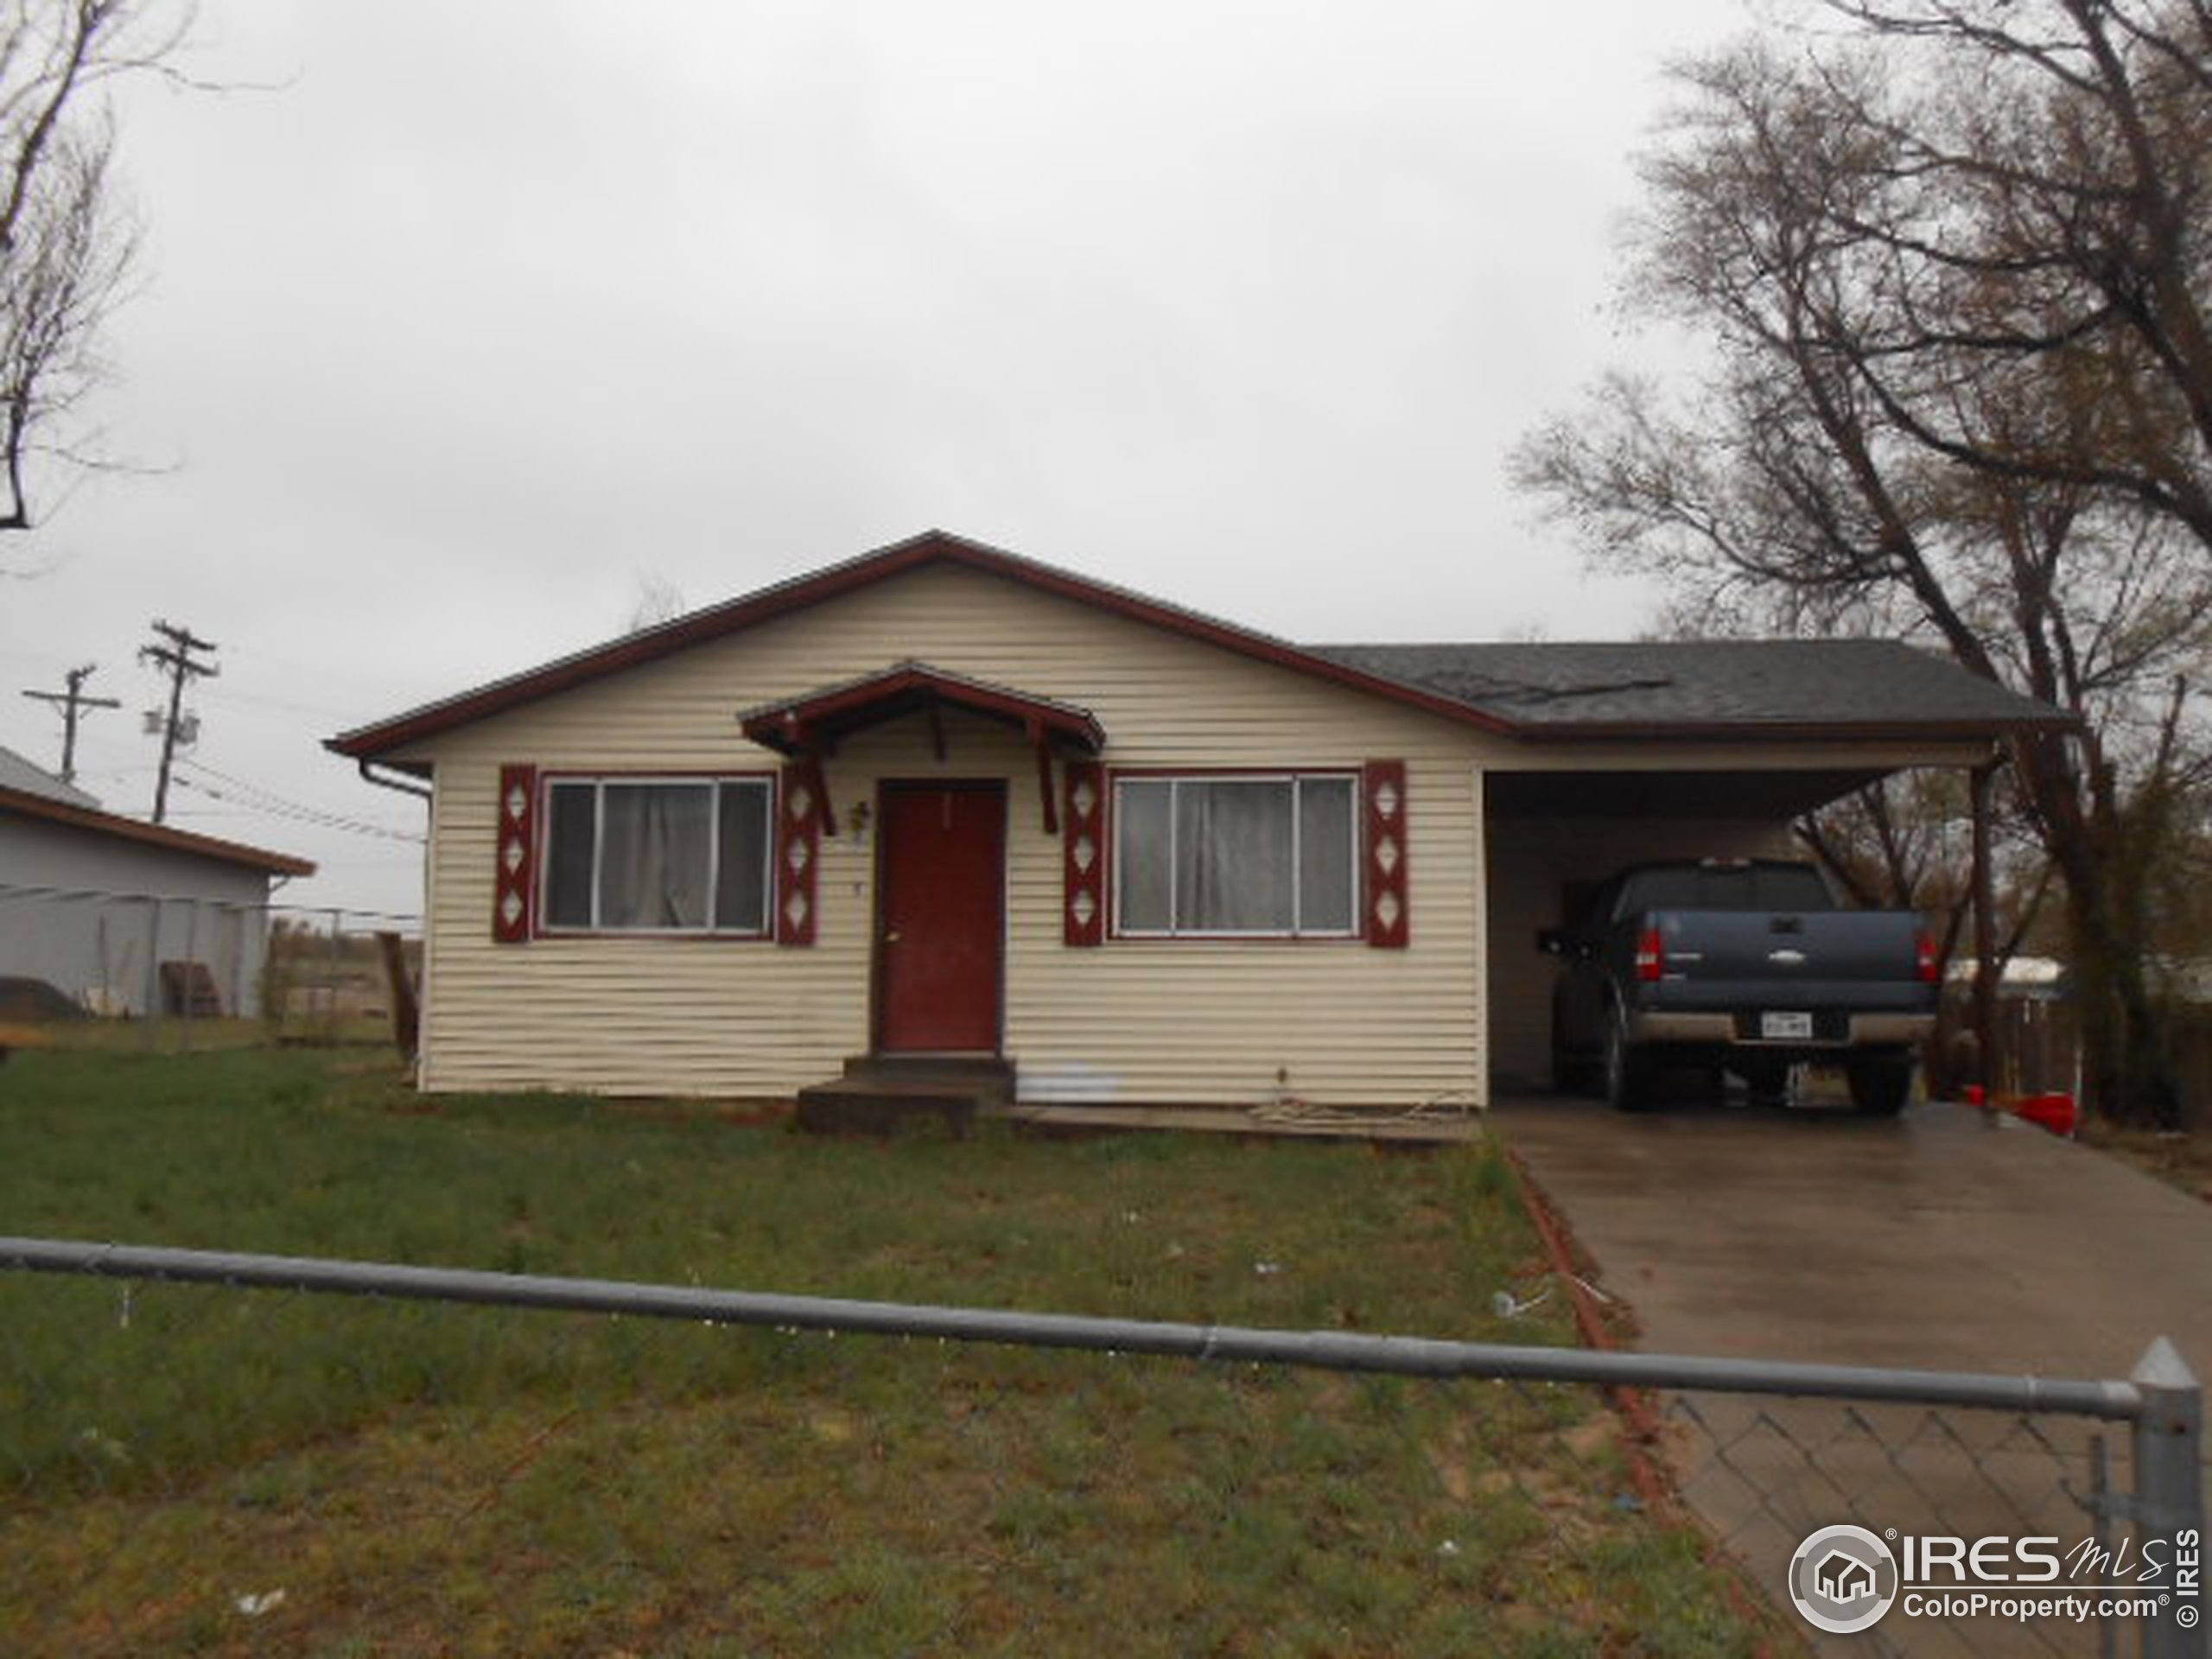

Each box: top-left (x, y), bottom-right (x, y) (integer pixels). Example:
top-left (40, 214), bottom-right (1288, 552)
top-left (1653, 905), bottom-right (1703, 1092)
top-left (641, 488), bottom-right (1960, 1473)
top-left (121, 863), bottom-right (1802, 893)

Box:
top-left (1363, 760), bottom-right (1408, 948)
top-left (493, 764), bottom-right (536, 943)
top-left (776, 762), bottom-right (822, 945)
top-left (1063, 760), bottom-right (1105, 945)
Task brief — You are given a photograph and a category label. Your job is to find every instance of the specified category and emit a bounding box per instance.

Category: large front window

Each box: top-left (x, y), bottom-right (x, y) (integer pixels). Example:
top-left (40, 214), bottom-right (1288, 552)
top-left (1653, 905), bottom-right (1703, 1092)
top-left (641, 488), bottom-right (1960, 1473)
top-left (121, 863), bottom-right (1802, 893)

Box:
top-left (541, 776), bottom-right (773, 934)
top-left (1113, 773), bottom-right (1357, 938)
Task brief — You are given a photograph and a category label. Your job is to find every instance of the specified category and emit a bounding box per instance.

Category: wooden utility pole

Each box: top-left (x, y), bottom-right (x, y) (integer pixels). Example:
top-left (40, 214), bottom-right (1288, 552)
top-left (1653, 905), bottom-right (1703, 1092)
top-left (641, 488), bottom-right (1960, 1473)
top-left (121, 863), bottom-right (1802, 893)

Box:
top-left (140, 620), bottom-right (217, 824)
top-left (19, 664), bottom-right (120, 785)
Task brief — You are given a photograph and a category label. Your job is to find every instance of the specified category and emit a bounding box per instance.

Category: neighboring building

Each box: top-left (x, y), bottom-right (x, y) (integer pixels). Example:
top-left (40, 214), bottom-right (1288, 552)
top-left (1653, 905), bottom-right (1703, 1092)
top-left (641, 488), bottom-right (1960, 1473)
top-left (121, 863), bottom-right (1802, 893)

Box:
top-left (0, 745), bottom-right (315, 1016)
top-left (327, 531), bottom-right (2069, 1112)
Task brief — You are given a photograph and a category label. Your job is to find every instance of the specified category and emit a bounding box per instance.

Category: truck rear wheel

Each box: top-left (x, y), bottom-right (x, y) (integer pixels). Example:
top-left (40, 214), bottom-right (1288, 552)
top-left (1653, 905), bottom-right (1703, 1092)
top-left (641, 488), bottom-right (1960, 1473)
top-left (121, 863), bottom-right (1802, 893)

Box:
top-left (1603, 1014), bottom-right (1653, 1113)
top-left (1847, 1052), bottom-right (1914, 1117)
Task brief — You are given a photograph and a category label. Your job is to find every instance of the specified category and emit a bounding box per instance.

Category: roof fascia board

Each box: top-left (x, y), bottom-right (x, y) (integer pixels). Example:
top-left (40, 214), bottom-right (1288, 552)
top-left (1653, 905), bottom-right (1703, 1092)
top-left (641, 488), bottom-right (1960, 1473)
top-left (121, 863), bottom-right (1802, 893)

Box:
top-left (1502, 716), bottom-right (2077, 744)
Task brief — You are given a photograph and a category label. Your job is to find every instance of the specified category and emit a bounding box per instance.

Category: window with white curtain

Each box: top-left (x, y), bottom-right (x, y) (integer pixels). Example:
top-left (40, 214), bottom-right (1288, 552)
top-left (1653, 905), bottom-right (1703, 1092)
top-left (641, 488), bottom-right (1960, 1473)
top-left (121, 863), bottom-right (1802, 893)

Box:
top-left (1112, 773), bottom-right (1358, 938)
top-left (541, 777), bottom-right (773, 934)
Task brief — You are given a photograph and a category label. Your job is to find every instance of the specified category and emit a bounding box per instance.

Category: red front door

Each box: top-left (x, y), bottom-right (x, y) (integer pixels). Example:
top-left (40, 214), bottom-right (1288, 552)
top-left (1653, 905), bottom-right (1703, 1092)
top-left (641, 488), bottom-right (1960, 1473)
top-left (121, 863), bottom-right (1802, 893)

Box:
top-left (875, 782), bottom-right (1006, 1053)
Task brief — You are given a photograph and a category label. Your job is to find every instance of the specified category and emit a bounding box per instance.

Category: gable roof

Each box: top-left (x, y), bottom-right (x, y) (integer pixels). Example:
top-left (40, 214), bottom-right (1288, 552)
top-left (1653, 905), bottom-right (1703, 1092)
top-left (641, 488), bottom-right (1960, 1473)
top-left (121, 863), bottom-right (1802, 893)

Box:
top-left (1315, 639), bottom-right (2076, 741)
top-left (0, 783), bottom-right (317, 878)
top-left (327, 528), bottom-right (2074, 760)
top-left (740, 661), bottom-right (1106, 757)
top-left (327, 530), bottom-right (1512, 760)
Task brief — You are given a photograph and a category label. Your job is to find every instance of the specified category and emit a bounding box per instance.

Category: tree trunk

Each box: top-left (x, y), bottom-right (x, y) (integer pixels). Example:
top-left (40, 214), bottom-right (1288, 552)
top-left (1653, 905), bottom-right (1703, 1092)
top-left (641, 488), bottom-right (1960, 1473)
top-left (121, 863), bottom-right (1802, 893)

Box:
top-left (2012, 729), bottom-right (2185, 1128)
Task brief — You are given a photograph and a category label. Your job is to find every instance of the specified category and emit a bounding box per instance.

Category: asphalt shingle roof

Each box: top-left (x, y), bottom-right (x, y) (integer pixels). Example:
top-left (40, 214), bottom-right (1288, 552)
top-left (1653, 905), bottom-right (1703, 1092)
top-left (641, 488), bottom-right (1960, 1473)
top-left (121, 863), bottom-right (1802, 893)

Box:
top-left (1309, 639), bottom-right (2073, 735)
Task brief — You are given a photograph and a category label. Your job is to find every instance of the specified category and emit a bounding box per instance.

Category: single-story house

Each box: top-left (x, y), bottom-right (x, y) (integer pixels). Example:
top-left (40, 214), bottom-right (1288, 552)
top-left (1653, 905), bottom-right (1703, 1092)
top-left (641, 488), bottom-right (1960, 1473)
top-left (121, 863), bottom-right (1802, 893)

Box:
top-left (327, 530), bottom-right (2069, 1112)
top-left (0, 744), bottom-right (316, 1017)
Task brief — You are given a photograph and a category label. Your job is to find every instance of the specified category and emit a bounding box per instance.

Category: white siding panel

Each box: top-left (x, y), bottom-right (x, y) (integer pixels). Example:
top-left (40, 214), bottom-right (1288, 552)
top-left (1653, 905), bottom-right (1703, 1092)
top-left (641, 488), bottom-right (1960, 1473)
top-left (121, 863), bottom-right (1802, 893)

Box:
top-left (402, 563), bottom-right (1506, 1109)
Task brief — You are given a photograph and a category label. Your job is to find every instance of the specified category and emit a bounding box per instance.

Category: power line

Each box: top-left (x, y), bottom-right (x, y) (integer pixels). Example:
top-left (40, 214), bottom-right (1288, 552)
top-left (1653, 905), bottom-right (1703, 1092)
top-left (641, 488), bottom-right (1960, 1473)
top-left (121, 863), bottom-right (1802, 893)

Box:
top-left (170, 780), bottom-right (423, 844)
top-left (172, 758), bottom-right (425, 843)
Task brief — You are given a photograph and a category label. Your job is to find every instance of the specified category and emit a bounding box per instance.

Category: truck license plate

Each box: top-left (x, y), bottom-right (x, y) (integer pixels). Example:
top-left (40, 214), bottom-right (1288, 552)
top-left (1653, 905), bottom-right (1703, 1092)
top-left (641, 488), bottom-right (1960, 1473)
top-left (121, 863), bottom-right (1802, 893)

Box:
top-left (1761, 1011), bottom-right (1814, 1040)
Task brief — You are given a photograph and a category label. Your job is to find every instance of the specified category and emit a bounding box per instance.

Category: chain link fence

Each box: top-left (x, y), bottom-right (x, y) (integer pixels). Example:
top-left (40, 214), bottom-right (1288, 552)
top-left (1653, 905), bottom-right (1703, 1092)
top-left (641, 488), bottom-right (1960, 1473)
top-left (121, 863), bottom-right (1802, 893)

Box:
top-left (0, 1237), bottom-right (2198, 1657)
top-left (1667, 1387), bottom-right (2198, 1657)
top-left (0, 881), bottom-right (417, 1045)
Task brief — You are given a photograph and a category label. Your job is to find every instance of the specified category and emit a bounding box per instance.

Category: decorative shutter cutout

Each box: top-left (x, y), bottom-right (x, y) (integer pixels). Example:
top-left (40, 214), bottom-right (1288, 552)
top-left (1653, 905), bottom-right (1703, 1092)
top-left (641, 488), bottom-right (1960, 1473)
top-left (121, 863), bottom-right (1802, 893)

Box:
top-left (776, 762), bottom-right (822, 946)
top-left (493, 764), bottom-right (536, 943)
top-left (1063, 760), bottom-right (1105, 945)
top-left (1363, 760), bottom-right (1408, 948)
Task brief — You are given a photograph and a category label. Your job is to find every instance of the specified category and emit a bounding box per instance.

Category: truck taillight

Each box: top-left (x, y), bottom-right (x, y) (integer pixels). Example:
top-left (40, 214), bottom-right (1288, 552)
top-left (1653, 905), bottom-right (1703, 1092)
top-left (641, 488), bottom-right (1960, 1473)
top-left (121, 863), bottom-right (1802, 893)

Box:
top-left (1636, 926), bottom-right (1666, 982)
top-left (1915, 929), bottom-right (1939, 983)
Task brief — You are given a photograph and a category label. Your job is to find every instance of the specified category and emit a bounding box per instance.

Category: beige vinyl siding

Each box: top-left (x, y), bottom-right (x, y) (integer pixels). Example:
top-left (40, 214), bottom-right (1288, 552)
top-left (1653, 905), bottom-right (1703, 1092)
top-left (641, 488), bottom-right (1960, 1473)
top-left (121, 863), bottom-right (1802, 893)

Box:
top-left (397, 562), bottom-right (1505, 1109)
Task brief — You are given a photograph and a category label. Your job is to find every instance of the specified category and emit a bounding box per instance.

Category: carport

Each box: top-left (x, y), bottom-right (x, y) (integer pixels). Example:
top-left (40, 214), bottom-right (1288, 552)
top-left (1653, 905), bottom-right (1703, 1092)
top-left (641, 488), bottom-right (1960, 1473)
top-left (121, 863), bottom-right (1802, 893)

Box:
top-left (1324, 639), bottom-right (2079, 1095)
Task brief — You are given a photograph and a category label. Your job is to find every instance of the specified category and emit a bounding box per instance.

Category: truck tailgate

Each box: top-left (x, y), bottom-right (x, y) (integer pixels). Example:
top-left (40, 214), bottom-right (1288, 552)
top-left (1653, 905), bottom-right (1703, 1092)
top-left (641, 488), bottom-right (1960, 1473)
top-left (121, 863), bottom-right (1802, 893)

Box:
top-left (1645, 910), bottom-right (1934, 1013)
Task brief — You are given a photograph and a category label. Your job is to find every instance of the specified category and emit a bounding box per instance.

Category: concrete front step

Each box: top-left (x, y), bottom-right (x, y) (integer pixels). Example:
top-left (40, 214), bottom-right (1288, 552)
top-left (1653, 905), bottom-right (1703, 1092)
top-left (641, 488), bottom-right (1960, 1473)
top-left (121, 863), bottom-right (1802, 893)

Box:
top-left (795, 1055), bottom-right (1014, 1136)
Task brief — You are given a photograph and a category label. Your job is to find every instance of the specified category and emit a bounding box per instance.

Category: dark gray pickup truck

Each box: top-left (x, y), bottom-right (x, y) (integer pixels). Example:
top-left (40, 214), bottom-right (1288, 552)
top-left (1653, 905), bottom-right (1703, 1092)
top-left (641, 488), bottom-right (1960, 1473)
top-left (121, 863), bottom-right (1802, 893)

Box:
top-left (1539, 858), bottom-right (1938, 1115)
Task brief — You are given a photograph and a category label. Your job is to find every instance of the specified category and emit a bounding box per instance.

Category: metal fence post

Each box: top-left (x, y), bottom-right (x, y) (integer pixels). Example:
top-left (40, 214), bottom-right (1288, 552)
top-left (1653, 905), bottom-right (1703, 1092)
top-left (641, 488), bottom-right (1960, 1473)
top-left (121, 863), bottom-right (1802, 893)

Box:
top-left (140, 895), bottom-right (163, 1048)
top-left (326, 907), bottom-right (343, 1039)
top-left (181, 899), bottom-right (200, 1052)
top-left (2133, 1338), bottom-right (2205, 1659)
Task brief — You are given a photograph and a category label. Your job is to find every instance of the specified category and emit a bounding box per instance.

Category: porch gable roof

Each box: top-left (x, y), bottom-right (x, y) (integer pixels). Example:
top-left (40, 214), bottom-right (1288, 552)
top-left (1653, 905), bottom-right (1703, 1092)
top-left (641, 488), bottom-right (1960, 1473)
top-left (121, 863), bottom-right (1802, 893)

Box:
top-left (739, 661), bottom-right (1105, 758)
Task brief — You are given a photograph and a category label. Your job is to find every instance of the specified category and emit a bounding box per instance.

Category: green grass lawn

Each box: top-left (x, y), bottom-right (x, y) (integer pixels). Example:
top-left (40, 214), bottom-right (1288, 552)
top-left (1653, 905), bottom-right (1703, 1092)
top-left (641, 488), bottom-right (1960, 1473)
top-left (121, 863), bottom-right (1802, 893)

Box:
top-left (0, 1046), bottom-right (1783, 1656)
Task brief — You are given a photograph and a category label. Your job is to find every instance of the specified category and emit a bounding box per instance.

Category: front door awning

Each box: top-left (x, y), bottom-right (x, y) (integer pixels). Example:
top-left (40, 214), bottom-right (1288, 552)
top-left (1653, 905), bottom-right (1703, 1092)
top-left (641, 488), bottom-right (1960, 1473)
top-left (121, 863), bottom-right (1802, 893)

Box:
top-left (738, 661), bottom-right (1105, 834)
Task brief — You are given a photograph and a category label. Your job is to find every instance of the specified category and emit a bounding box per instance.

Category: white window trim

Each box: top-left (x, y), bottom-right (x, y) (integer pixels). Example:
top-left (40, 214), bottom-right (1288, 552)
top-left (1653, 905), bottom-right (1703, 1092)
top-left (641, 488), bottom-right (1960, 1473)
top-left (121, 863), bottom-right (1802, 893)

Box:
top-left (538, 773), bottom-right (776, 938)
top-left (1110, 771), bottom-right (1362, 940)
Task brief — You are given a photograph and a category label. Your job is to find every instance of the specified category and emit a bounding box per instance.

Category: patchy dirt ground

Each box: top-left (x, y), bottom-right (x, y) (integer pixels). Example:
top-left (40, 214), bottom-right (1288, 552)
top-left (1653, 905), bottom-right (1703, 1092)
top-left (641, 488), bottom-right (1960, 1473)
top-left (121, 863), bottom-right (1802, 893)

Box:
top-left (2081, 1119), bottom-right (2212, 1205)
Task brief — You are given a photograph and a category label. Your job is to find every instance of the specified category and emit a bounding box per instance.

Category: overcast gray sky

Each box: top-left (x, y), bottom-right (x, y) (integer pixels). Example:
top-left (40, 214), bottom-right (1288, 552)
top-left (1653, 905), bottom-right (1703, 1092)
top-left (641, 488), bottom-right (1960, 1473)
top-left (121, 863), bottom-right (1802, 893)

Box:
top-left (1, 1), bottom-right (1750, 918)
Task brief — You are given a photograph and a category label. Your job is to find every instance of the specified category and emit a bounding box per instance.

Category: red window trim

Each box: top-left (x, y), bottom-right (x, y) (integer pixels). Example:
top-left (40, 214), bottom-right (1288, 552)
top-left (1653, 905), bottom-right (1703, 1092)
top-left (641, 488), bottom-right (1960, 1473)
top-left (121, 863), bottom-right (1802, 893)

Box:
top-left (1362, 760), bottom-right (1409, 949)
top-left (775, 760), bottom-right (822, 946)
top-left (493, 764), bottom-right (537, 944)
top-left (1063, 759), bottom-right (1106, 946)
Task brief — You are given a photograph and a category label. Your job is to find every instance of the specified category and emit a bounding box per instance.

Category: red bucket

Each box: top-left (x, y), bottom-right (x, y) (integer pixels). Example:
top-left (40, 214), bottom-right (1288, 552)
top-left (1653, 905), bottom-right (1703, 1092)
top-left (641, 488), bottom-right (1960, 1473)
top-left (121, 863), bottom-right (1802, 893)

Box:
top-left (2013, 1092), bottom-right (2077, 1137)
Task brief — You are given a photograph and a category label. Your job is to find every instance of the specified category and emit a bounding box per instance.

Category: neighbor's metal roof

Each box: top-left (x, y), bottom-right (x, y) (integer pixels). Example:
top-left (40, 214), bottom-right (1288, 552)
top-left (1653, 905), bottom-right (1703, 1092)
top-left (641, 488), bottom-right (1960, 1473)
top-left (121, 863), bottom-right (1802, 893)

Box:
top-left (0, 743), bottom-right (100, 809)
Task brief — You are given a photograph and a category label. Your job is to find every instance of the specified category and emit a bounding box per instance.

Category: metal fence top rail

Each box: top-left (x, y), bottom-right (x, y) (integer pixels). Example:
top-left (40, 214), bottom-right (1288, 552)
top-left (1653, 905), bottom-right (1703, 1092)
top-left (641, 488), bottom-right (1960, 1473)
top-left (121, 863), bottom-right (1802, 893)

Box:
top-left (0, 1235), bottom-right (2149, 1421)
top-left (0, 880), bottom-right (423, 929)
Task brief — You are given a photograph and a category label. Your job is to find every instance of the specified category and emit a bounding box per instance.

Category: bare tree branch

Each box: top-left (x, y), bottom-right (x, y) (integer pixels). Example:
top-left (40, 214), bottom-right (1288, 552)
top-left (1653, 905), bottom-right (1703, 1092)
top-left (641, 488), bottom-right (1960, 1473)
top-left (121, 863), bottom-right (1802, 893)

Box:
top-left (0, 1), bottom-right (191, 557)
top-left (1514, 3), bottom-right (2211, 1125)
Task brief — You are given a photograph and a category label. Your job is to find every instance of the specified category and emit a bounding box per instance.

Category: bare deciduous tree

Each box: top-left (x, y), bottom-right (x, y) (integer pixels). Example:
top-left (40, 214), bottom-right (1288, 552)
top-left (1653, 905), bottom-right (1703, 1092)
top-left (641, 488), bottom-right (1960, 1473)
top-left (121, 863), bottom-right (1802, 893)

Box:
top-left (0, 0), bottom-right (190, 550)
top-left (1514, 3), bottom-right (2212, 1126)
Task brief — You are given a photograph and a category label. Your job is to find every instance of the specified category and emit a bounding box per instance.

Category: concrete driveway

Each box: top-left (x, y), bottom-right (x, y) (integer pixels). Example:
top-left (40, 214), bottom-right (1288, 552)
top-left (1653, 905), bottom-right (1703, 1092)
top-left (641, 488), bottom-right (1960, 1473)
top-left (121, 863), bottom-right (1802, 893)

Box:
top-left (1496, 1096), bottom-right (2212, 1656)
top-left (1495, 1093), bottom-right (2212, 1382)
